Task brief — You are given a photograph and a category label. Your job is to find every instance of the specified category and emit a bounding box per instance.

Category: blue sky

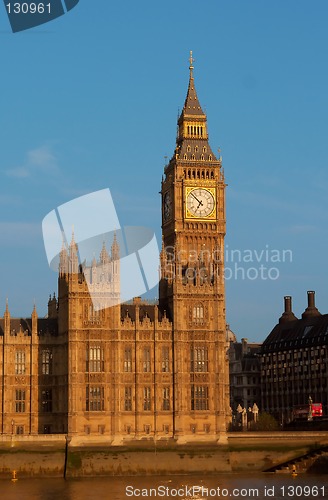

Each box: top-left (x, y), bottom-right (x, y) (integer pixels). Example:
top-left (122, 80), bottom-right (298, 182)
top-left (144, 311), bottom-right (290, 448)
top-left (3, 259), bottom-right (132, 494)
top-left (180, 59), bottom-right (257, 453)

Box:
top-left (1, 0), bottom-right (328, 341)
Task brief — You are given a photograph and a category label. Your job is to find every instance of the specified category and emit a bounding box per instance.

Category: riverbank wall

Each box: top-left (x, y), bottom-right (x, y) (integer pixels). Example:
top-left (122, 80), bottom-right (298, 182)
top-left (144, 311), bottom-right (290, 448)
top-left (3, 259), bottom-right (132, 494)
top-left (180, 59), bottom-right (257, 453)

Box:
top-left (0, 432), bottom-right (327, 477)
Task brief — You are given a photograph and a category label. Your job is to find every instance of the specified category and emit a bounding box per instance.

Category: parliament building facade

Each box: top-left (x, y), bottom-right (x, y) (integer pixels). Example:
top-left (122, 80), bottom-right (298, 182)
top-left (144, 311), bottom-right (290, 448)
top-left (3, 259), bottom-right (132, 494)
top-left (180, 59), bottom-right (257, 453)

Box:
top-left (0, 57), bottom-right (230, 442)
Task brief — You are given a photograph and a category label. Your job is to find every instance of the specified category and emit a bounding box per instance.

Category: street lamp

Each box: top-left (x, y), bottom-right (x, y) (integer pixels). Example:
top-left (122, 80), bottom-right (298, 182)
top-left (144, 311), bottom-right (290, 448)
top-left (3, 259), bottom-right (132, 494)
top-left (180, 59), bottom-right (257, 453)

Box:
top-left (308, 395), bottom-right (313, 421)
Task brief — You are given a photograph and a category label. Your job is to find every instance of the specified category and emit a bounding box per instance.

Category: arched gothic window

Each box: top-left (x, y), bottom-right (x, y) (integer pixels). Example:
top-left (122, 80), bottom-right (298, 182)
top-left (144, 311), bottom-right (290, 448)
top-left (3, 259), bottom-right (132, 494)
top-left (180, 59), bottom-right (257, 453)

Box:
top-left (192, 304), bottom-right (204, 325)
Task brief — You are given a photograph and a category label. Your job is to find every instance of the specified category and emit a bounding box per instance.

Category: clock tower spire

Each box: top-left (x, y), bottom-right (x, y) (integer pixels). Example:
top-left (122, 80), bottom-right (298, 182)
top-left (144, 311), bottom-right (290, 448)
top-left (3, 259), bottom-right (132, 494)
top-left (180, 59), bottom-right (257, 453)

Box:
top-left (176, 51), bottom-right (217, 161)
top-left (160, 53), bottom-right (229, 439)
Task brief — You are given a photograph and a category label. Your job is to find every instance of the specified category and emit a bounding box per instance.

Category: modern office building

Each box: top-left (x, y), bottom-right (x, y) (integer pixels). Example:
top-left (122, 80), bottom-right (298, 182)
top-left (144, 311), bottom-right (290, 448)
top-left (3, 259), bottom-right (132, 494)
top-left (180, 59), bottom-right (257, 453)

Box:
top-left (261, 291), bottom-right (328, 423)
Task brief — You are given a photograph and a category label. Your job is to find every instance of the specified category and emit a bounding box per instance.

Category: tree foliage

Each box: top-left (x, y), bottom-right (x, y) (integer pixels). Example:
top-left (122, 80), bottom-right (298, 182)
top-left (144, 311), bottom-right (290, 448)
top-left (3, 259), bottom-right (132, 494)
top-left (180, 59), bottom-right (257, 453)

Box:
top-left (253, 412), bottom-right (279, 431)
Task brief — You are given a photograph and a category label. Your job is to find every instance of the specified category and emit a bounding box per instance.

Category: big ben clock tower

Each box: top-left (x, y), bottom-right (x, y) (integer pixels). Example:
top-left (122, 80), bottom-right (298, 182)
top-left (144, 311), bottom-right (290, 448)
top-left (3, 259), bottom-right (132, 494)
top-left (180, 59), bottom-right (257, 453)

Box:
top-left (160, 53), bottom-right (229, 439)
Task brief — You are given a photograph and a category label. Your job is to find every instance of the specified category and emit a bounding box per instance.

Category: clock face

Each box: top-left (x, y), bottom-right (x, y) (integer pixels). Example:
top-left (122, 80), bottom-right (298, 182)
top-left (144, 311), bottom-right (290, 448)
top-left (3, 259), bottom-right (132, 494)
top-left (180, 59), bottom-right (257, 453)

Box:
top-left (163, 191), bottom-right (172, 221)
top-left (186, 188), bottom-right (215, 218)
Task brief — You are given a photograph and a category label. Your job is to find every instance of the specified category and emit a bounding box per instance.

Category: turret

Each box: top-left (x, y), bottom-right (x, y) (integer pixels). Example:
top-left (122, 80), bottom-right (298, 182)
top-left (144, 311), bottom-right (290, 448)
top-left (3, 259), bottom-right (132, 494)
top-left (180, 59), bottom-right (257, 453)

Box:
top-left (59, 239), bottom-right (68, 276)
top-left (111, 233), bottom-right (120, 301)
top-left (173, 51), bottom-right (218, 163)
top-left (111, 232), bottom-right (119, 261)
top-left (69, 230), bottom-right (79, 274)
top-left (4, 299), bottom-right (10, 337)
top-left (100, 241), bottom-right (110, 264)
top-left (32, 304), bottom-right (38, 336)
top-left (48, 293), bottom-right (58, 319)
top-left (177, 51), bottom-right (208, 144)
top-left (91, 255), bottom-right (97, 283)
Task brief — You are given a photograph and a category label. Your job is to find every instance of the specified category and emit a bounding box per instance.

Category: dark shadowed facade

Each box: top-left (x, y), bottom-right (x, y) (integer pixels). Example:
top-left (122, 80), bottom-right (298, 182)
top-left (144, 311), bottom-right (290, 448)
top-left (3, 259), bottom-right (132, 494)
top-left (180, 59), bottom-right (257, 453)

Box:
top-left (229, 336), bottom-right (261, 412)
top-left (261, 291), bottom-right (328, 423)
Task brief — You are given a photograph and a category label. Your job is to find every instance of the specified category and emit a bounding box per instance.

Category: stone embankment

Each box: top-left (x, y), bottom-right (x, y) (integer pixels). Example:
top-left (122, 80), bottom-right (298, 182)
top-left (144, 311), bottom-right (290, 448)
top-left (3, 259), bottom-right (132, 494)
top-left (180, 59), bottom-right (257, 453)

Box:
top-left (0, 432), bottom-right (327, 477)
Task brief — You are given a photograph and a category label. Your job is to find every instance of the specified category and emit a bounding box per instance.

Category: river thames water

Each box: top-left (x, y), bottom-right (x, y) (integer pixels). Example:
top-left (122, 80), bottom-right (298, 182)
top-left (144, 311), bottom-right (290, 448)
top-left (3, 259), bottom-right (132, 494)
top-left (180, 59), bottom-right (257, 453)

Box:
top-left (0, 474), bottom-right (327, 500)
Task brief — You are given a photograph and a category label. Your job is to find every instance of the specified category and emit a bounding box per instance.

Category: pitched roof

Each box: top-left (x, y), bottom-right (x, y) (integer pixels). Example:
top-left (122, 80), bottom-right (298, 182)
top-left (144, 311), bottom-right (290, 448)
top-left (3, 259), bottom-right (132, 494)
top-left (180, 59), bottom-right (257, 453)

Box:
top-left (261, 314), bottom-right (328, 353)
top-left (180, 68), bottom-right (205, 117)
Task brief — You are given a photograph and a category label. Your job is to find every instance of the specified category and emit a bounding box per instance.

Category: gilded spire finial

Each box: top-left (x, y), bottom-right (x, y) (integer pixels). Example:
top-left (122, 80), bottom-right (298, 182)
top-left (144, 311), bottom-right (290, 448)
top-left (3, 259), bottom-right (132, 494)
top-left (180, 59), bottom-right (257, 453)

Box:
top-left (70, 225), bottom-right (77, 249)
top-left (189, 50), bottom-right (194, 78)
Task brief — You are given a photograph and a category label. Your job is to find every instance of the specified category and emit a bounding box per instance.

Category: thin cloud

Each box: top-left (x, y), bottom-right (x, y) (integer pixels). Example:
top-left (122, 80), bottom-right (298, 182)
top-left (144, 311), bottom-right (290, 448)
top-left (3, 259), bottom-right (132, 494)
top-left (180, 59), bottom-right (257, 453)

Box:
top-left (59, 186), bottom-right (93, 199)
top-left (288, 225), bottom-right (318, 235)
top-left (228, 188), bottom-right (298, 212)
top-left (5, 145), bottom-right (59, 178)
top-left (0, 222), bottom-right (40, 246)
top-left (0, 194), bottom-right (22, 205)
top-left (6, 167), bottom-right (30, 179)
top-left (228, 188), bottom-right (328, 220)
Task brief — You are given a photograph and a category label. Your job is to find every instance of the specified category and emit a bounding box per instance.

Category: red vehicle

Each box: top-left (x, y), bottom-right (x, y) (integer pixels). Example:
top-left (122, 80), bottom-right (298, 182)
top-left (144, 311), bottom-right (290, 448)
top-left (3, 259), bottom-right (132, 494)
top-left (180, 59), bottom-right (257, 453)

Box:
top-left (292, 403), bottom-right (323, 420)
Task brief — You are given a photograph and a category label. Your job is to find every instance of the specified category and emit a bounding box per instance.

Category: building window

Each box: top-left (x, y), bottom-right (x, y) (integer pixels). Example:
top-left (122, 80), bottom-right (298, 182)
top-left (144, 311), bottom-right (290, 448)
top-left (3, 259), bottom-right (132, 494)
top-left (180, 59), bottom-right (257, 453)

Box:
top-left (144, 425), bottom-right (151, 434)
top-left (191, 347), bottom-right (208, 372)
top-left (15, 390), bottom-right (26, 413)
top-left (15, 351), bottom-right (26, 375)
top-left (41, 349), bottom-right (52, 375)
top-left (192, 304), bottom-right (204, 325)
top-left (88, 304), bottom-right (100, 322)
top-left (162, 387), bottom-right (170, 411)
top-left (143, 347), bottom-right (151, 372)
top-left (41, 389), bottom-right (52, 412)
top-left (163, 424), bottom-right (170, 434)
top-left (16, 426), bottom-right (24, 435)
top-left (162, 346), bottom-right (170, 372)
top-left (143, 387), bottom-right (151, 411)
top-left (124, 386), bottom-right (132, 411)
top-left (124, 347), bottom-right (132, 372)
top-left (86, 386), bottom-right (104, 411)
top-left (86, 345), bottom-right (104, 372)
top-left (191, 385), bottom-right (209, 410)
